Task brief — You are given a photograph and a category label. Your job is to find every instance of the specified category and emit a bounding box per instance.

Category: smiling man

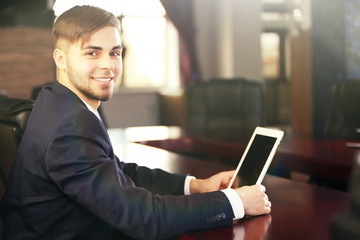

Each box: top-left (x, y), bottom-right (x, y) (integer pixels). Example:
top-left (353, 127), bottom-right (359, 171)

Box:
top-left (1, 5), bottom-right (271, 240)
top-left (53, 8), bottom-right (123, 109)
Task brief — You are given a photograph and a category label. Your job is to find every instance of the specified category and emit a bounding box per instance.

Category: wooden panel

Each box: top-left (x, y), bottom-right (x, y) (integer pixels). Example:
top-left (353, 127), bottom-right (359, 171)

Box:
top-left (0, 28), bottom-right (55, 99)
top-left (290, 30), bottom-right (313, 136)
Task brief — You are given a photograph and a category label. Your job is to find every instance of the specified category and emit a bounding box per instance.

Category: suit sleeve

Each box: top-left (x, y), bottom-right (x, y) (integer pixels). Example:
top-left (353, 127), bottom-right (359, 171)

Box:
top-left (117, 159), bottom-right (187, 196)
top-left (45, 112), bottom-right (235, 239)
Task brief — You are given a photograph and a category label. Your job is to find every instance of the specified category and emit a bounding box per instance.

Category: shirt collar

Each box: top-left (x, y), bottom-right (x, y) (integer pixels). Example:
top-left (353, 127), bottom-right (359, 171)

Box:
top-left (79, 98), bottom-right (102, 121)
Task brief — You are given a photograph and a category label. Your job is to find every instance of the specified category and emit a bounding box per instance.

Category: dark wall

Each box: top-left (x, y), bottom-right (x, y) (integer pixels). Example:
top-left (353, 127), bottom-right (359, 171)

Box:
top-left (0, 0), bottom-right (55, 27)
top-left (311, 0), bottom-right (360, 138)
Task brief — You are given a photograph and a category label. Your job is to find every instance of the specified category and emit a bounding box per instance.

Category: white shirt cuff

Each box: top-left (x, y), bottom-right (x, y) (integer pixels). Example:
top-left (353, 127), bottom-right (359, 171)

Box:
top-left (184, 176), bottom-right (196, 195)
top-left (221, 188), bottom-right (245, 219)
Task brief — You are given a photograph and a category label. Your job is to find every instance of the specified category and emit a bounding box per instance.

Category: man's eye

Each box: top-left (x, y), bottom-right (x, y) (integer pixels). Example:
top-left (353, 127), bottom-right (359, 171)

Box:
top-left (87, 52), bottom-right (97, 56)
top-left (111, 51), bottom-right (121, 57)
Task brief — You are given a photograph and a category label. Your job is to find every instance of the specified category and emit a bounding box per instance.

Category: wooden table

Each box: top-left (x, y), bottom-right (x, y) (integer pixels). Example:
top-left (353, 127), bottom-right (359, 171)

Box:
top-left (108, 130), bottom-right (349, 240)
top-left (122, 126), bottom-right (360, 187)
top-left (182, 176), bottom-right (348, 240)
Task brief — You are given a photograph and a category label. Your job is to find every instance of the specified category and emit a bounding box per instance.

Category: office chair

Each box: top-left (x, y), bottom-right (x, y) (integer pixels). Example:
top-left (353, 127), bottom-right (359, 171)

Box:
top-left (331, 160), bottom-right (360, 240)
top-left (186, 78), bottom-right (265, 140)
top-left (324, 80), bottom-right (360, 139)
top-left (0, 97), bottom-right (33, 239)
top-left (0, 97), bottom-right (34, 198)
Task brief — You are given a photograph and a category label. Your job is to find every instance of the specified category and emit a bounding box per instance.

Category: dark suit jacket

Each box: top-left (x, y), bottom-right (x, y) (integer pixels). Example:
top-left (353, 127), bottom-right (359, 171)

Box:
top-left (1, 82), bottom-right (234, 240)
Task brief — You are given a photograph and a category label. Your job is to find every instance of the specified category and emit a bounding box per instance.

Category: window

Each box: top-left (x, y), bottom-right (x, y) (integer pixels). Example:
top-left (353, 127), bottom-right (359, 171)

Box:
top-left (53, 0), bottom-right (180, 89)
top-left (261, 32), bottom-right (280, 79)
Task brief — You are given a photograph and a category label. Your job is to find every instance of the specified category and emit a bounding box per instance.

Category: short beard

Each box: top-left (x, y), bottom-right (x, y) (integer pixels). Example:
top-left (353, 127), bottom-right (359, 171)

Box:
top-left (81, 87), bottom-right (111, 102)
top-left (67, 65), bottom-right (113, 102)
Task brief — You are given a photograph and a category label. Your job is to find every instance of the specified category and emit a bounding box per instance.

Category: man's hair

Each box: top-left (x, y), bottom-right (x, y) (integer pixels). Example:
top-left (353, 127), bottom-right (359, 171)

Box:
top-left (52, 5), bottom-right (120, 48)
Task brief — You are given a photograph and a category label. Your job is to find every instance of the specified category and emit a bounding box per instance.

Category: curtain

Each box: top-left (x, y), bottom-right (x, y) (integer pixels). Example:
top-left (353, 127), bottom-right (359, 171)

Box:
top-left (160, 0), bottom-right (202, 86)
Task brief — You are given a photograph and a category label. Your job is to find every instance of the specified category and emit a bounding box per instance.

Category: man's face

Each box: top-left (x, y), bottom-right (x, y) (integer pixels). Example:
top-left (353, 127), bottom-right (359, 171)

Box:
top-left (60, 26), bottom-right (123, 106)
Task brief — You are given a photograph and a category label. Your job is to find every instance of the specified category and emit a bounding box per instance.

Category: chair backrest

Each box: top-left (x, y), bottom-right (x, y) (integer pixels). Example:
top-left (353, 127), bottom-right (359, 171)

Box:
top-left (186, 78), bottom-right (264, 140)
top-left (325, 80), bottom-right (360, 139)
top-left (0, 97), bottom-right (34, 198)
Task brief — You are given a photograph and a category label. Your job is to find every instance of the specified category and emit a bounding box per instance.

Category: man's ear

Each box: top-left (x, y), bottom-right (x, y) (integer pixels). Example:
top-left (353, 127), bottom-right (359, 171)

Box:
top-left (53, 48), bottom-right (67, 70)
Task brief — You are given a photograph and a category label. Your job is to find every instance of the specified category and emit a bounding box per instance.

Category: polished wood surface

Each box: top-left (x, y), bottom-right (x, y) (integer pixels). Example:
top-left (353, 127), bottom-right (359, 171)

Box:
top-left (181, 176), bottom-right (348, 240)
top-left (276, 136), bottom-right (360, 182)
top-left (108, 130), bottom-right (349, 240)
top-left (128, 126), bottom-right (360, 184)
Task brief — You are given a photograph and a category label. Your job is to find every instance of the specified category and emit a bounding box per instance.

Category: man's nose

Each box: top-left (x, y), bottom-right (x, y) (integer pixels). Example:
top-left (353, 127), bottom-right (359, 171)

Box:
top-left (99, 55), bottom-right (114, 70)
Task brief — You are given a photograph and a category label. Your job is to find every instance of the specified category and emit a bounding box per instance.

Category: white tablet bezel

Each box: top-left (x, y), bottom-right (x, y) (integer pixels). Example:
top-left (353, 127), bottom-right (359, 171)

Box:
top-left (227, 126), bottom-right (284, 188)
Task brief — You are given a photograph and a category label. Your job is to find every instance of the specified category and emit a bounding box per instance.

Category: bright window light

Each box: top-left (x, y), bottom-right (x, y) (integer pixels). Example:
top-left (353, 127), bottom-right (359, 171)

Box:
top-left (53, 0), bottom-right (165, 17)
top-left (261, 33), bottom-right (280, 79)
top-left (293, 8), bottom-right (303, 18)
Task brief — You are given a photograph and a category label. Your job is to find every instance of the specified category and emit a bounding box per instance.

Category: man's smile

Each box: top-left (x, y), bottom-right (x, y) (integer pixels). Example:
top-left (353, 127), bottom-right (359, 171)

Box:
top-left (91, 77), bottom-right (114, 84)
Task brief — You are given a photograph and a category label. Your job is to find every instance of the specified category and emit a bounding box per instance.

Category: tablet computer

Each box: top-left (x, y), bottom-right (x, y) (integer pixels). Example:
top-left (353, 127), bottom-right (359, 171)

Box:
top-left (227, 126), bottom-right (284, 188)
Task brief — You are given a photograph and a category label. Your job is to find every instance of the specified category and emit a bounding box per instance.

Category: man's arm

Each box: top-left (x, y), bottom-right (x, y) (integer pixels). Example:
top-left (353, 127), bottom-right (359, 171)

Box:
top-left (117, 160), bottom-right (187, 195)
top-left (45, 114), bottom-right (235, 239)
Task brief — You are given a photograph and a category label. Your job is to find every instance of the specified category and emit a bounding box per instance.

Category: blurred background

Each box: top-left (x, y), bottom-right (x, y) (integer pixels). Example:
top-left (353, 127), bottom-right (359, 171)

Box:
top-left (0, 0), bottom-right (359, 139)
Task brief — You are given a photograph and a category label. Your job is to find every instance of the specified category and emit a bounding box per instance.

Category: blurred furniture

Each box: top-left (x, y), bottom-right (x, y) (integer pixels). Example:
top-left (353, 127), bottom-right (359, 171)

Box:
top-left (265, 79), bottom-right (290, 126)
top-left (331, 160), bottom-right (360, 240)
top-left (158, 89), bottom-right (186, 128)
top-left (0, 97), bottom-right (34, 198)
top-left (0, 91), bottom-right (7, 99)
top-left (185, 78), bottom-right (264, 140)
top-left (325, 80), bottom-right (360, 139)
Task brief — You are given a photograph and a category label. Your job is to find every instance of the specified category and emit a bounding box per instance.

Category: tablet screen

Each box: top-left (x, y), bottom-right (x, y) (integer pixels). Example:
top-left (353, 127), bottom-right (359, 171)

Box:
top-left (227, 126), bottom-right (283, 188)
top-left (237, 134), bottom-right (277, 186)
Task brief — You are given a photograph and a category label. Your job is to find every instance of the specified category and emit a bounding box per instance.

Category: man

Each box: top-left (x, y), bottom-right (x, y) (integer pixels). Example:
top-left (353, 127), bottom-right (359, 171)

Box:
top-left (1, 5), bottom-right (271, 240)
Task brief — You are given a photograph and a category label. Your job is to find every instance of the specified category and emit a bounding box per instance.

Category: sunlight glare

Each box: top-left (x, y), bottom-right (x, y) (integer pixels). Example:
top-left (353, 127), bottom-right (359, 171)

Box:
top-left (53, 0), bottom-right (165, 17)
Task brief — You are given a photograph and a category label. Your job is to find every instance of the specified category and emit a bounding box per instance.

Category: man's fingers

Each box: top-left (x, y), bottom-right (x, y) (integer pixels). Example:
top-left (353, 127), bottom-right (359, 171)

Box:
top-left (256, 184), bottom-right (266, 192)
top-left (264, 194), bottom-right (268, 201)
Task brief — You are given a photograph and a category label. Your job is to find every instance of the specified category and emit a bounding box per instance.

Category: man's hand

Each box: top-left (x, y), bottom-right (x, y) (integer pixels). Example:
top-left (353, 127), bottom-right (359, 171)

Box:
top-left (235, 184), bottom-right (271, 216)
top-left (189, 170), bottom-right (237, 194)
top-left (189, 171), bottom-right (271, 216)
